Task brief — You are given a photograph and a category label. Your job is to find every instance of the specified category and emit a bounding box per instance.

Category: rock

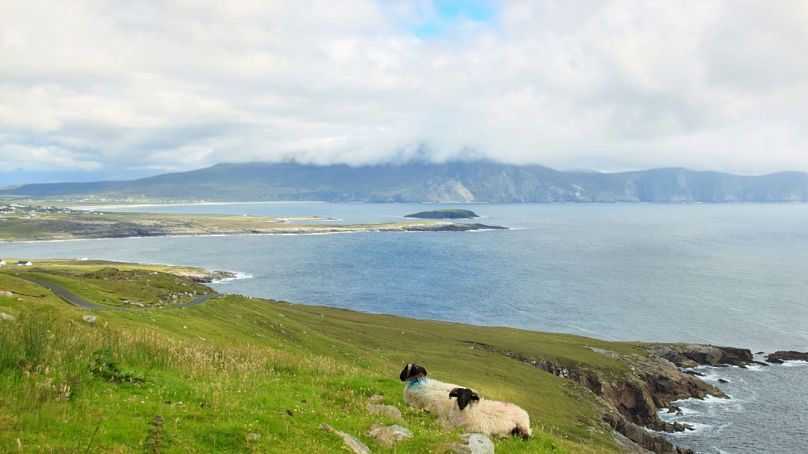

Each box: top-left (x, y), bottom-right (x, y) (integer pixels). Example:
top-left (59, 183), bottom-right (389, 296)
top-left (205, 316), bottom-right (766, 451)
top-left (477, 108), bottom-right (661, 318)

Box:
top-left (766, 351), bottom-right (808, 363)
top-left (320, 424), bottom-right (371, 454)
top-left (130, 302), bottom-right (145, 308)
top-left (446, 433), bottom-right (495, 454)
top-left (82, 315), bottom-right (97, 324)
top-left (0, 312), bottom-right (15, 321)
top-left (603, 412), bottom-right (695, 454)
top-left (645, 344), bottom-right (753, 368)
top-left (365, 424), bottom-right (412, 447)
top-left (368, 394), bottom-right (384, 403)
top-left (366, 404), bottom-right (403, 421)
top-left (245, 432), bottom-right (260, 441)
top-left (717, 378), bottom-right (729, 384)
top-left (755, 351), bottom-right (765, 355)
top-left (0, 290), bottom-right (13, 297)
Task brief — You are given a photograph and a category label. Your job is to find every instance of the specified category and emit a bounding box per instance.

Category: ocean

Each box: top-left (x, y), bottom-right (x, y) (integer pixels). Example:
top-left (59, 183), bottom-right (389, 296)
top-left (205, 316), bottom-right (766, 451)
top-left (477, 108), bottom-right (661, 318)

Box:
top-left (2, 202), bottom-right (806, 453)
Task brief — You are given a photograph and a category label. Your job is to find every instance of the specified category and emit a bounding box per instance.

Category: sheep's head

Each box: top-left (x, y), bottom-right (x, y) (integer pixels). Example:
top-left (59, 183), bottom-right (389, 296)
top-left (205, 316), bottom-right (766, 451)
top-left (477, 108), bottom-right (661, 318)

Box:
top-left (399, 363), bottom-right (427, 381)
top-left (449, 387), bottom-right (480, 410)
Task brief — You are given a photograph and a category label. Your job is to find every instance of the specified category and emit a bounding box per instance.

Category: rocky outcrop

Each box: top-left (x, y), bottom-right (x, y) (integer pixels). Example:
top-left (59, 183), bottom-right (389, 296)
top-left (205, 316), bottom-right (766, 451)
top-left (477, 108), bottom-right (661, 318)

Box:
top-left (766, 351), bottom-right (808, 364)
top-left (603, 413), bottom-right (694, 454)
top-left (462, 340), bottom-right (737, 453)
top-left (644, 344), bottom-right (754, 368)
top-left (464, 341), bottom-right (722, 432)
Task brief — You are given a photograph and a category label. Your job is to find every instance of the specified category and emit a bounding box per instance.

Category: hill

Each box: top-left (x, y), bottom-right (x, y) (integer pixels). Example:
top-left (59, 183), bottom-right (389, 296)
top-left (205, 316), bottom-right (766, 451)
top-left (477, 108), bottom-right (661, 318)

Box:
top-left (2, 161), bottom-right (808, 203)
top-left (0, 259), bottom-right (748, 452)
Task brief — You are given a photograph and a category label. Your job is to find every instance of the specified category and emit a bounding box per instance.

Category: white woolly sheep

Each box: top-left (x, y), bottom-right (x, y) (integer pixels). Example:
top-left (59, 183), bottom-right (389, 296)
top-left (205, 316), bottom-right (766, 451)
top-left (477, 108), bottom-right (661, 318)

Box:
top-left (399, 363), bottom-right (463, 419)
top-left (446, 387), bottom-right (532, 439)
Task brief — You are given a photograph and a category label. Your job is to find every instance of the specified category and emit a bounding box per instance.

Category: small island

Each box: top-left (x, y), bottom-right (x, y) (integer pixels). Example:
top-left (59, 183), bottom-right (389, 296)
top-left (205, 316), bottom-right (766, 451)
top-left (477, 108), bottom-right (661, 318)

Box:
top-left (404, 208), bottom-right (479, 219)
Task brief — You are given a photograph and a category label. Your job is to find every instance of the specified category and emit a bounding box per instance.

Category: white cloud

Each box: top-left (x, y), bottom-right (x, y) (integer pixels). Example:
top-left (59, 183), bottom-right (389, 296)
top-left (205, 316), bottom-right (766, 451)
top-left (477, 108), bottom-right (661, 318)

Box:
top-left (0, 0), bottom-right (807, 178)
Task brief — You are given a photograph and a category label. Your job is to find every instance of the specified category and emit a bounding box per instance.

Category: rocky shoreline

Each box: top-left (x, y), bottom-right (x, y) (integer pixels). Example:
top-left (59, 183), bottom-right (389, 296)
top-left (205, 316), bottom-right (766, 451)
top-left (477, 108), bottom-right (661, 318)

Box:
top-left (463, 340), bottom-right (796, 454)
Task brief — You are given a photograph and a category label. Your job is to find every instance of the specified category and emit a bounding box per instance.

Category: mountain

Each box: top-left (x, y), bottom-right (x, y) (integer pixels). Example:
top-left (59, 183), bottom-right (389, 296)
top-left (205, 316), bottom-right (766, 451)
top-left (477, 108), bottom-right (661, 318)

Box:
top-left (3, 161), bottom-right (808, 203)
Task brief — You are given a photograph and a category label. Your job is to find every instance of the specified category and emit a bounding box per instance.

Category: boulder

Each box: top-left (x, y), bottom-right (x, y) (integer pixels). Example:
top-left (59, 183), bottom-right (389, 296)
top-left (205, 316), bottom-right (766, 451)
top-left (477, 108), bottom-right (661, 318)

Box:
top-left (446, 433), bottom-right (495, 454)
top-left (0, 290), bottom-right (13, 297)
top-left (82, 315), bottom-right (97, 324)
top-left (0, 312), bottom-right (15, 321)
top-left (365, 424), bottom-right (412, 447)
top-left (320, 424), bottom-right (371, 454)
top-left (366, 404), bottom-right (403, 421)
top-left (766, 351), bottom-right (808, 363)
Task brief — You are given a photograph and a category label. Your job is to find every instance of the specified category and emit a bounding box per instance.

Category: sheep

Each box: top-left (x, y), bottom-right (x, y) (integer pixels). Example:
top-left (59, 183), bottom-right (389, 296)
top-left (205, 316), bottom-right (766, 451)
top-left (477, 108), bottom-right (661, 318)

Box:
top-left (399, 363), bottom-right (463, 419)
top-left (446, 387), bottom-right (532, 439)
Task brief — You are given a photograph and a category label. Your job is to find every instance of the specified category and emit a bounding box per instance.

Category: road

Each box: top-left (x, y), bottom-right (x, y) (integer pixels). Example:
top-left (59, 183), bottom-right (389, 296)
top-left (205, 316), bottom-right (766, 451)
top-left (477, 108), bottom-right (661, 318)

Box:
top-left (15, 275), bottom-right (220, 311)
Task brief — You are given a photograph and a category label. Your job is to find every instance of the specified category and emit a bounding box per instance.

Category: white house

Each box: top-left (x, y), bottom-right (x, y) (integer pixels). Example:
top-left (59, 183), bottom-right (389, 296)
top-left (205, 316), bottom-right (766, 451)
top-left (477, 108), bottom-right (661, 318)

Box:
top-left (0, 259), bottom-right (6, 267)
top-left (17, 260), bottom-right (32, 267)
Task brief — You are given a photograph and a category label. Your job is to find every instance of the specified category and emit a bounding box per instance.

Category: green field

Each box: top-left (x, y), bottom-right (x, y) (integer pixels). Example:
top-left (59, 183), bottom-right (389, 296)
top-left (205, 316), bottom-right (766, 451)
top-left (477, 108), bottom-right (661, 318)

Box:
top-left (0, 260), bottom-right (662, 453)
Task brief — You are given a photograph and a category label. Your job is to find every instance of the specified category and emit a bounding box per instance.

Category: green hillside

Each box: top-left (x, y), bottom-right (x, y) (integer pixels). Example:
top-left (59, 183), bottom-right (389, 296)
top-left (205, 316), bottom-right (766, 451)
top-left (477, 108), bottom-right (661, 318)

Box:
top-left (0, 260), bottom-right (693, 452)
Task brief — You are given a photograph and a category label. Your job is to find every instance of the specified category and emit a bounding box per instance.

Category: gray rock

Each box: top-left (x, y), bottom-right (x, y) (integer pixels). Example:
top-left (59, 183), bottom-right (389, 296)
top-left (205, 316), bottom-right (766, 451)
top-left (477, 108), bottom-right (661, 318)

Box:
top-left (365, 424), bottom-right (412, 447)
top-left (0, 312), bottom-right (15, 321)
top-left (82, 315), bottom-right (97, 324)
top-left (366, 404), bottom-right (403, 421)
top-left (130, 302), bottom-right (145, 308)
top-left (368, 394), bottom-right (384, 402)
top-left (446, 433), bottom-right (495, 454)
top-left (245, 432), bottom-right (260, 441)
top-left (320, 424), bottom-right (371, 454)
top-left (0, 290), bottom-right (13, 297)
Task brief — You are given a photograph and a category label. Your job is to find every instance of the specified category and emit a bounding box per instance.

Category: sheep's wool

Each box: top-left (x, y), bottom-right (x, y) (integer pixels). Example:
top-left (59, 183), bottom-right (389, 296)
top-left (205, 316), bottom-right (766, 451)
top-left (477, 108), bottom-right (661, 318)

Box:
top-left (403, 377), bottom-right (460, 419)
top-left (447, 398), bottom-right (532, 439)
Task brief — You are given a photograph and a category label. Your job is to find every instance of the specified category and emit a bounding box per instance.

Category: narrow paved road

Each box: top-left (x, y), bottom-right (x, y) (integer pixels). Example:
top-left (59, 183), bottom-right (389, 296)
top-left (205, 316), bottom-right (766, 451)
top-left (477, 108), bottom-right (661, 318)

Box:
top-left (16, 275), bottom-right (220, 311)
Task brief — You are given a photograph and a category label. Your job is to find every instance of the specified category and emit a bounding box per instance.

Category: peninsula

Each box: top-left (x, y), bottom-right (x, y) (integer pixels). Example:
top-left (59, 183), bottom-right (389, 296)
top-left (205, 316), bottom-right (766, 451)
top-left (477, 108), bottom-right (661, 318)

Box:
top-left (0, 204), bottom-right (505, 242)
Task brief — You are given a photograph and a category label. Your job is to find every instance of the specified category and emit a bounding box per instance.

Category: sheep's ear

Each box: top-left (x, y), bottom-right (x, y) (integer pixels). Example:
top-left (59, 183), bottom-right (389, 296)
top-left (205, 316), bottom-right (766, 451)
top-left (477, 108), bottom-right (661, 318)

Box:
top-left (412, 364), bottom-right (427, 377)
top-left (449, 388), bottom-right (461, 398)
top-left (470, 390), bottom-right (480, 401)
top-left (399, 364), bottom-right (412, 381)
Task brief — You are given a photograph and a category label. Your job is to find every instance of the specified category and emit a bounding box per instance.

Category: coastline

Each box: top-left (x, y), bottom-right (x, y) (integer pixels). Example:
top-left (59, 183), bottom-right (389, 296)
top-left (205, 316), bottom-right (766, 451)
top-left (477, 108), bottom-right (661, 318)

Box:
top-left (1, 258), bottom-right (804, 453)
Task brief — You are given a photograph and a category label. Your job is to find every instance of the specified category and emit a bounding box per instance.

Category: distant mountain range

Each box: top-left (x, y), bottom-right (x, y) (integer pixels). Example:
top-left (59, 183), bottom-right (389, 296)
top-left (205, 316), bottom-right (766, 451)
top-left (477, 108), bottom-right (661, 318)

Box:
top-left (3, 161), bottom-right (808, 203)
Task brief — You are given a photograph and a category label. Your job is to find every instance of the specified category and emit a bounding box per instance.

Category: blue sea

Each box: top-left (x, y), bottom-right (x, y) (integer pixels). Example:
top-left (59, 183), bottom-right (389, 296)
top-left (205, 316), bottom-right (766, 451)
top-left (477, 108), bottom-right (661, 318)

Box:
top-left (2, 202), bottom-right (807, 453)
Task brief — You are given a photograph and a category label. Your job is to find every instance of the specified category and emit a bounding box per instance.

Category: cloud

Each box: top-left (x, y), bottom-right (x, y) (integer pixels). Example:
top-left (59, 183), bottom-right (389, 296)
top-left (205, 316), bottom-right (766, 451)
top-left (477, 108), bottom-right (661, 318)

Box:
top-left (1, 0), bottom-right (807, 180)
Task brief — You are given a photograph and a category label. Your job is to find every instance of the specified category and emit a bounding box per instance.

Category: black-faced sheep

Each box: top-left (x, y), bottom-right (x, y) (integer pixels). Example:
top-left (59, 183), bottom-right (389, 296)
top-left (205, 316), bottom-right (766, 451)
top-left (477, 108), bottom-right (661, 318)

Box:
top-left (447, 387), bottom-right (532, 439)
top-left (399, 363), bottom-right (462, 419)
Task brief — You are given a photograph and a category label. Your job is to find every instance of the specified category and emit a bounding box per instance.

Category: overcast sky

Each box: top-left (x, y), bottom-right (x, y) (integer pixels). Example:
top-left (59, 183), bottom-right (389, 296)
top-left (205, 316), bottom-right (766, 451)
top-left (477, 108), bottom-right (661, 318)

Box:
top-left (2, 0), bottom-right (808, 183)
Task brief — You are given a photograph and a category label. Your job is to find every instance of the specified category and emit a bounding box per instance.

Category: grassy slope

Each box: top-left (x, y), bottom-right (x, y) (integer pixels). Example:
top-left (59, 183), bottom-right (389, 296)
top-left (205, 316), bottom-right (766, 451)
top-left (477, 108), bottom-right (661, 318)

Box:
top-left (0, 262), bottom-right (645, 453)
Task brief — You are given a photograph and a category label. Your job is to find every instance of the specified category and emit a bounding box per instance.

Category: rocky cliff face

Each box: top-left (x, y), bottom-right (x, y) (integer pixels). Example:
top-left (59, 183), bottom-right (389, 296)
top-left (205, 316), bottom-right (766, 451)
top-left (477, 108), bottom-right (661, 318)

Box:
top-left (464, 341), bottom-right (755, 454)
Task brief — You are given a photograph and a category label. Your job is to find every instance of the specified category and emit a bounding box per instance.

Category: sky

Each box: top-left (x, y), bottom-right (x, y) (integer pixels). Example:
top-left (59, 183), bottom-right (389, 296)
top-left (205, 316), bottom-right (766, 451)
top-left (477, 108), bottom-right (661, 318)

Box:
top-left (1, 0), bottom-right (808, 184)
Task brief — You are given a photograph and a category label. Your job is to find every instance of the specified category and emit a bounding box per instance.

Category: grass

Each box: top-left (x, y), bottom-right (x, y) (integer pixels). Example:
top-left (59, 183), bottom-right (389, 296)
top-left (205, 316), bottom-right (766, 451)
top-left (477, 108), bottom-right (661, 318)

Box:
top-left (0, 261), bottom-right (646, 453)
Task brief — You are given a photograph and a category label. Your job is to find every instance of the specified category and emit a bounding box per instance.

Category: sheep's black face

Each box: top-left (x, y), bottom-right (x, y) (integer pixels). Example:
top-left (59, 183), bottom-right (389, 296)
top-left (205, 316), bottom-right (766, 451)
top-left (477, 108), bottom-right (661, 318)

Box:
top-left (399, 363), bottom-right (428, 381)
top-left (449, 387), bottom-right (480, 410)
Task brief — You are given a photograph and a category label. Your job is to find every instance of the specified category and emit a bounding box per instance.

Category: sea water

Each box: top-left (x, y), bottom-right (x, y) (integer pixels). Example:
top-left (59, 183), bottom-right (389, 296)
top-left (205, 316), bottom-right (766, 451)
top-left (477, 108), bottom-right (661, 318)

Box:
top-left (3, 203), bottom-right (807, 453)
